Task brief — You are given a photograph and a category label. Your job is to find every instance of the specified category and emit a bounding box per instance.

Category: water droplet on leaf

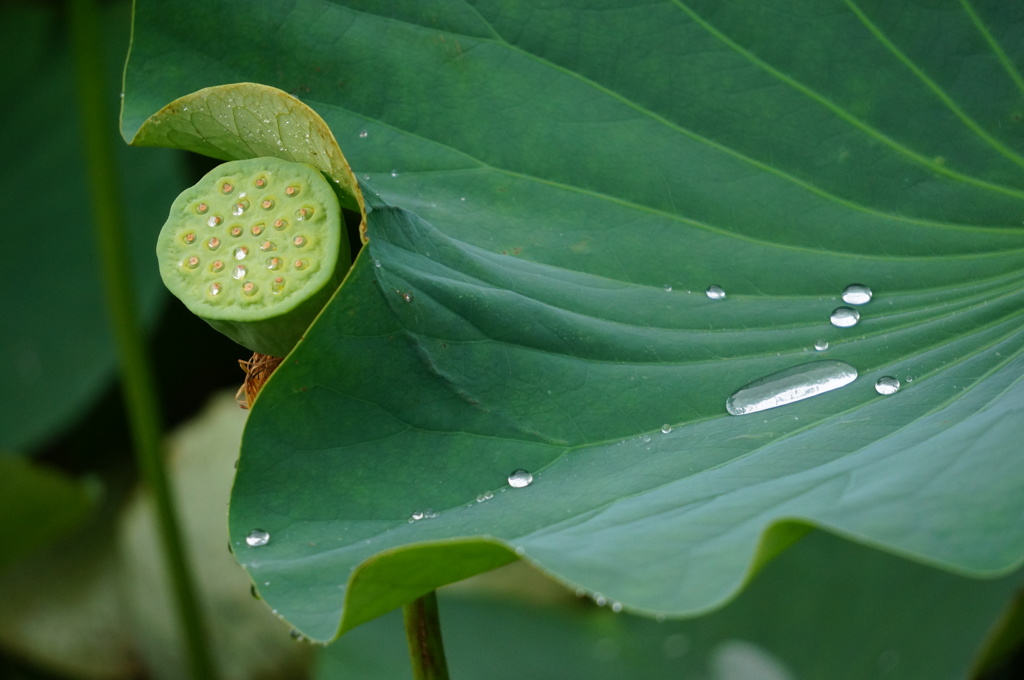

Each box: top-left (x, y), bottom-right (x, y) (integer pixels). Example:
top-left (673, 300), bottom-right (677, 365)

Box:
top-left (705, 284), bottom-right (726, 300)
top-left (508, 469), bottom-right (534, 488)
top-left (813, 339), bottom-right (829, 351)
top-left (725, 360), bottom-right (858, 415)
top-left (246, 529), bottom-right (270, 547)
top-left (830, 307), bottom-right (860, 328)
top-left (841, 284), bottom-right (873, 305)
top-left (874, 376), bottom-right (901, 395)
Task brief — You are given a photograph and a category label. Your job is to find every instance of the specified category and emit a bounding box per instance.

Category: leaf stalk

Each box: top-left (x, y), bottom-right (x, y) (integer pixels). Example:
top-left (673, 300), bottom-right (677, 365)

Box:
top-left (404, 591), bottom-right (451, 680)
top-left (69, 1), bottom-right (219, 678)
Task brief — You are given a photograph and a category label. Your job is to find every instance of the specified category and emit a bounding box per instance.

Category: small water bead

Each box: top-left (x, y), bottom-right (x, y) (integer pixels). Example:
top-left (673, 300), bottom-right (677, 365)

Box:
top-left (296, 207), bottom-right (314, 220)
top-left (260, 240), bottom-right (276, 252)
top-left (726, 360), bottom-right (858, 415)
top-left (830, 307), bottom-right (860, 328)
top-left (274, 218), bottom-right (288, 230)
top-left (705, 284), bottom-right (726, 300)
top-left (401, 291), bottom-right (414, 303)
top-left (261, 198), bottom-right (275, 210)
top-left (211, 260), bottom-right (225, 273)
top-left (233, 246), bottom-right (249, 260)
top-left (221, 182), bottom-right (235, 195)
top-left (232, 265), bottom-right (247, 280)
top-left (294, 259), bottom-right (308, 270)
top-left (874, 376), bottom-right (901, 395)
top-left (231, 200), bottom-right (250, 216)
top-left (208, 282), bottom-right (222, 296)
top-left (358, 129), bottom-right (368, 138)
top-left (292, 236), bottom-right (307, 248)
top-left (661, 424), bottom-right (672, 434)
top-left (390, 169), bottom-right (398, 177)
top-left (841, 284), bottom-right (873, 305)
top-left (642, 434), bottom-right (652, 443)
top-left (245, 529), bottom-right (270, 547)
top-left (662, 284), bottom-right (673, 293)
top-left (285, 185), bottom-right (300, 197)
top-left (184, 255), bottom-right (200, 269)
top-left (409, 510), bottom-right (425, 522)
top-left (476, 491), bottom-right (494, 503)
top-left (508, 469), bottom-right (534, 488)
top-left (271, 277), bottom-right (285, 294)
top-left (610, 602), bottom-right (623, 613)
top-left (195, 202), bottom-right (209, 215)
top-left (207, 215), bottom-right (223, 227)
top-left (183, 232), bottom-right (197, 244)
top-left (206, 237), bottom-right (221, 250)
top-left (814, 339), bottom-right (829, 351)
top-left (251, 223), bottom-right (265, 236)
top-left (242, 281), bottom-right (258, 296)
top-left (267, 257), bottom-right (282, 270)
top-left (229, 226), bottom-right (243, 238)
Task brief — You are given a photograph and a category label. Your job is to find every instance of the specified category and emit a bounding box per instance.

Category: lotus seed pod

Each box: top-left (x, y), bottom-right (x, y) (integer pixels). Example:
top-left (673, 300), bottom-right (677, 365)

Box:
top-left (157, 157), bottom-right (350, 356)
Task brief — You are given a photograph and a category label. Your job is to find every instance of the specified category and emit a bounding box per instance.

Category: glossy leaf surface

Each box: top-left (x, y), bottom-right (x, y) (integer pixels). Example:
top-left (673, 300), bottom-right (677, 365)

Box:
top-left (124, 0), bottom-right (1024, 640)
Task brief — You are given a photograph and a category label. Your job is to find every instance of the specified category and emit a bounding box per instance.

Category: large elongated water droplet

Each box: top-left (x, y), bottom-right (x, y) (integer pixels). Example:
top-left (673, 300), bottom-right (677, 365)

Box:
top-left (841, 284), bottom-right (873, 305)
top-left (726, 360), bottom-right (858, 415)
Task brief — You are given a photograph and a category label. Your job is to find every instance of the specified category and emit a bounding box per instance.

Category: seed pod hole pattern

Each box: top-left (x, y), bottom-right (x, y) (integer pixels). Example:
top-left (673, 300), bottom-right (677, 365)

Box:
top-left (156, 157), bottom-right (349, 355)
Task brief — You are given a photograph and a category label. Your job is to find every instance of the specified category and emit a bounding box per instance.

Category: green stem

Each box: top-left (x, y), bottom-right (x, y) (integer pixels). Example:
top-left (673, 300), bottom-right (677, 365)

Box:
top-left (404, 591), bottom-right (451, 680)
top-left (68, 1), bottom-right (218, 679)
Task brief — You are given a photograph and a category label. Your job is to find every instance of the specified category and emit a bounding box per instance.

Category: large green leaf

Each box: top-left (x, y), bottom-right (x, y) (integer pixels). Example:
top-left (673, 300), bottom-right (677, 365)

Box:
top-left (318, 531), bottom-right (1024, 679)
top-left (125, 0), bottom-right (1024, 641)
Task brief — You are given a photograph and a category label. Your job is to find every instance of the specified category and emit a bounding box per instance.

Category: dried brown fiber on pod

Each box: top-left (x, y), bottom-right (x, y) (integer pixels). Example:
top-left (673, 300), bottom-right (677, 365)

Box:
top-left (235, 352), bottom-right (284, 409)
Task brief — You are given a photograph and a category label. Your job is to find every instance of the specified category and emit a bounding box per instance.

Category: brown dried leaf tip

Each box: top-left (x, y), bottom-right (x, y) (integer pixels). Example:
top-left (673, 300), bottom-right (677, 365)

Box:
top-left (236, 352), bottom-right (284, 409)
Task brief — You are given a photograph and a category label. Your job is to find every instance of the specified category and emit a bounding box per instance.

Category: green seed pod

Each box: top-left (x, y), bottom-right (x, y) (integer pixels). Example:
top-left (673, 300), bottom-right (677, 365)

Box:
top-left (157, 157), bottom-right (350, 356)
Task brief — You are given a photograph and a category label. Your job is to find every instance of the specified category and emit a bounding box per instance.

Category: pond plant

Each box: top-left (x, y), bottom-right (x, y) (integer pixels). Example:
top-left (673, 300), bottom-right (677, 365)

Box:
top-left (3, 0), bottom-right (1024, 678)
